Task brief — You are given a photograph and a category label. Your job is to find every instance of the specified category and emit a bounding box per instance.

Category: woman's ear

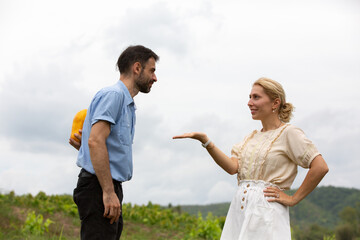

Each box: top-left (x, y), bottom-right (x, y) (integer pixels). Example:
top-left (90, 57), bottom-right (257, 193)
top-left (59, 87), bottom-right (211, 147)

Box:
top-left (273, 98), bottom-right (281, 109)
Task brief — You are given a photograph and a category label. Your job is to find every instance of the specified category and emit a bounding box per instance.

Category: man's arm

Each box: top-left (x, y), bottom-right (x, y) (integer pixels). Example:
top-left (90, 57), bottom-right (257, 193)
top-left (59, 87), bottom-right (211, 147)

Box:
top-left (88, 120), bottom-right (121, 224)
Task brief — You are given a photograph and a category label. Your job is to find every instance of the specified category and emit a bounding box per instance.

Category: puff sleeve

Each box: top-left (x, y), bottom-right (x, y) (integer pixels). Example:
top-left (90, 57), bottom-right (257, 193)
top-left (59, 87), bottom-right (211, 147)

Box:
top-left (285, 126), bottom-right (320, 168)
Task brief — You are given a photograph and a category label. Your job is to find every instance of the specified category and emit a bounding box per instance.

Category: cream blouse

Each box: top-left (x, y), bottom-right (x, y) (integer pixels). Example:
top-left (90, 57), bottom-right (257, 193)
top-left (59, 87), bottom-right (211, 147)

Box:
top-left (231, 124), bottom-right (320, 190)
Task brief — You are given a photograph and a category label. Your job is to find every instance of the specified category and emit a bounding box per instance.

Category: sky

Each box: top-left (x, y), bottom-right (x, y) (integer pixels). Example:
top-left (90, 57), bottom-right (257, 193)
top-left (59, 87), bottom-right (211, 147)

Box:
top-left (0, 0), bottom-right (359, 206)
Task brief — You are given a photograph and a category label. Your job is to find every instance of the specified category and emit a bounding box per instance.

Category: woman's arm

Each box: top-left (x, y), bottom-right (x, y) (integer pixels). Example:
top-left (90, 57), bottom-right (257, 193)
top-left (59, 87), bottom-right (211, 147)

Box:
top-left (173, 132), bottom-right (238, 175)
top-left (265, 155), bottom-right (329, 206)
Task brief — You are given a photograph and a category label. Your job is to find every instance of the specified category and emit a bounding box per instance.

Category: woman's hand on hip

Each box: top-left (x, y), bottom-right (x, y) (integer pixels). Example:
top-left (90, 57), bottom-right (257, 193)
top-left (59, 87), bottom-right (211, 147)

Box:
top-left (264, 187), bottom-right (296, 207)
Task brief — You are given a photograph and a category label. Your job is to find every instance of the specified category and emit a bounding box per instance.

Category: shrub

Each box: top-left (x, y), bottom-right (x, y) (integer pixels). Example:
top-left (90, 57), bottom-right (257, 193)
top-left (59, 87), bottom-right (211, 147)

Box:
top-left (21, 211), bottom-right (53, 236)
top-left (336, 223), bottom-right (354, 240)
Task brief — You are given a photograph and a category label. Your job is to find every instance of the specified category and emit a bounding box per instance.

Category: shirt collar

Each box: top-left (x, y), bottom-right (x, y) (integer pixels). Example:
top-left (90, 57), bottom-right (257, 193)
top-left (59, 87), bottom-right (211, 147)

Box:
top-left (117, 80), bottom-right (136, 108)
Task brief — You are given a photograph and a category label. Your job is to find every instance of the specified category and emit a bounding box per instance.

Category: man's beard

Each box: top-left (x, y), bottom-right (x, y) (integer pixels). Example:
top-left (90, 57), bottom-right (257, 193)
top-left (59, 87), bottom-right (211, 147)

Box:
top-left (135, 71), bottom-right (152, 93)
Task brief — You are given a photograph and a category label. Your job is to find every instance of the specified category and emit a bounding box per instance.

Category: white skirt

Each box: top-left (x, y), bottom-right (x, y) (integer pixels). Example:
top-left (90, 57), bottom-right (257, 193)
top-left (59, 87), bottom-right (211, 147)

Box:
top-left (220, 180), bottom-right (291, 240)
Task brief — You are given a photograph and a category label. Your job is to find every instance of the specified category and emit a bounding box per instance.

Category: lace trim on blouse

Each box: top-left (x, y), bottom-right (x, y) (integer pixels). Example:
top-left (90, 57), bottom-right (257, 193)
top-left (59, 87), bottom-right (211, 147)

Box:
top-left (237, 124), bottom-right (289, 185)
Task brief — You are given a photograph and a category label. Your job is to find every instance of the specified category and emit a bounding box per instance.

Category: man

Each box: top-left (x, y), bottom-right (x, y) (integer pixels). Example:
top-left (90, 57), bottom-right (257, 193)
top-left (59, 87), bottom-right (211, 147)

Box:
top-left (69, 45), bottom-right (159, 239)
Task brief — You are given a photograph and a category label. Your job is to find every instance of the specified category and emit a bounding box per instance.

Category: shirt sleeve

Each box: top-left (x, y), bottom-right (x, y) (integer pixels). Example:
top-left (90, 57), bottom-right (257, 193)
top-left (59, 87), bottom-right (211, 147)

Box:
top-left (89, 90), bottom-right (124, 126)
top-left (231, 144), bottom-right (241, 159)
top-left (285, 126), bottom-right (320, 168)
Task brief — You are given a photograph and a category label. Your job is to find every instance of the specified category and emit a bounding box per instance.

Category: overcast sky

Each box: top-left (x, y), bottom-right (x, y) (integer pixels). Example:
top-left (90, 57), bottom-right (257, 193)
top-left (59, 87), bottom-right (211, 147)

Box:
top-left (0, 0), bottom-right (359, 205)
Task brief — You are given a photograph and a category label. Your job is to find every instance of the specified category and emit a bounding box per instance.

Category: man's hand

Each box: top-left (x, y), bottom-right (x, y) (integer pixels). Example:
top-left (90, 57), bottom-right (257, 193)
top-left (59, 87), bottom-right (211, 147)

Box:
top-left (103, 191), bottom-right (121, 224)
top-left (69, 130), bottom-right (82, 150)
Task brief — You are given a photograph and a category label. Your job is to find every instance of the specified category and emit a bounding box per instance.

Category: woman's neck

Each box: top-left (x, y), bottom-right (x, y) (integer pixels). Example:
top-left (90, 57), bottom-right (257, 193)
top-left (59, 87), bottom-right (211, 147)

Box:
top-left (260, 117), bottom-right (283, 132)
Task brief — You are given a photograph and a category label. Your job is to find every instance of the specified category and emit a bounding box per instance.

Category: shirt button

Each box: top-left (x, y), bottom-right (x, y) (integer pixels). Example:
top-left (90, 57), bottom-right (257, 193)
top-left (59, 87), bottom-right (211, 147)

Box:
top-left (244, 190), bottom-right (247, 194)
top-left (247, 184), bottom-right (250, 187)
top-left (241, 206), bottom-right (244, 210)
top-left (242, 197), bottom-right (245, 201)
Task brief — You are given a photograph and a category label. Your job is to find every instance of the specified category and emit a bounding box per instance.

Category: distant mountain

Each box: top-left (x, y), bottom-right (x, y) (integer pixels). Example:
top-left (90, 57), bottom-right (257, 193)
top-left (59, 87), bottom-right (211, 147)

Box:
top-left (179, 186), bottom-right (360, 229)
top-left (181, 202), bottom-right (230, 217)
top-left (288, 186), bottom-right (360, 228)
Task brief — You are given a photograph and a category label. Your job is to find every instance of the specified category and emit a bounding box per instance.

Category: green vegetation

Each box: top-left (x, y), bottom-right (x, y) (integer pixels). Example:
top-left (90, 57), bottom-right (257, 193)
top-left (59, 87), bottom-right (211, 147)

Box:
top-left (182, 186), bottom-right (360, 239)
top-left (0, 191), bottom-right (80, 240)
top-left (182, 186), bottom-right (360, 230)
top-left (22, 211), bottom-right (53, 236)
top-left (0, 191), bottom-right (223, 239)
top-left (0, 186), bottom-right (359, 239)
top-left (289, 186), bottom-right (360, 229)
top-left (123, 202), bottom-right (225, 239)
top-left (181, 203), bottom-right (231, 217)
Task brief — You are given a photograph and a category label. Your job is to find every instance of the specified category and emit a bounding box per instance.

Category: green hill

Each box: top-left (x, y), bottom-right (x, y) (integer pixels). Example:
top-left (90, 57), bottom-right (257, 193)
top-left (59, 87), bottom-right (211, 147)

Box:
top-left (289, 186), bottom-right (360, 228)
top-left (180, 202), bottom-right (230, 218)
top-left (179, 186), bottom-right (360, 229)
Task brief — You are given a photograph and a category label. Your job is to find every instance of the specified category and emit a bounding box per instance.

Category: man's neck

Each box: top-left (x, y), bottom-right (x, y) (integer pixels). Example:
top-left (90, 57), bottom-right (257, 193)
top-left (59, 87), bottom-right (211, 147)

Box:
top-left (120, 76), bottom-right (139, 98)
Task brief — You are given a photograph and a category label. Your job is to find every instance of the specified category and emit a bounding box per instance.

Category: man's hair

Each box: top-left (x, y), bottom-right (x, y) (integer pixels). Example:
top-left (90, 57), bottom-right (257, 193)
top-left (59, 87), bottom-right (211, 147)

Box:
top-left (117, 45), bottom-right (159, 75)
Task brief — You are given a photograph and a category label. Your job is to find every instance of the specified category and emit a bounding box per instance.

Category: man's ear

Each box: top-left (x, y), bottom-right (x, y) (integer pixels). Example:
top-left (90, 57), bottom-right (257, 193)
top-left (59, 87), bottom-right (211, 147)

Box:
top-left (132, 62), bottom-right (142, 76)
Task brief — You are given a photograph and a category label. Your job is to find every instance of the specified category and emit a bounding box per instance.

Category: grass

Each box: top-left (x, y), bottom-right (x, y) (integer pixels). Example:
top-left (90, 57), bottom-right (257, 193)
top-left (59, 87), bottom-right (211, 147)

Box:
top-left (0, 208), bottom-right (187, 240)
top-left (0, 193), bottom-right (191, 240)
top-left (122, 221), bottom-right (185, 240)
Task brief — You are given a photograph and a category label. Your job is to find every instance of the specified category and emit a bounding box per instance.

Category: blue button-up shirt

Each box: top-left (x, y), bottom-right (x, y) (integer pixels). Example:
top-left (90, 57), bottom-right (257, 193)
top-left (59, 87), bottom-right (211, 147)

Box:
top-left (76, 81), bottom-right (136, 182)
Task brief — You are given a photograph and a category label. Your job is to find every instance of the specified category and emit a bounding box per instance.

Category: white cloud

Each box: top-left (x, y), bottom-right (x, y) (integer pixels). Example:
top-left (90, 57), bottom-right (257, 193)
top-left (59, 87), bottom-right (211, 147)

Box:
top-left (0, 53), bottom-right (89, 152)
top-left (0, 0), bottom-right (359, 206)
top-left (0, 139), bottom-right (79, 195)
top-left (207, 181), bottom-right (237, 204)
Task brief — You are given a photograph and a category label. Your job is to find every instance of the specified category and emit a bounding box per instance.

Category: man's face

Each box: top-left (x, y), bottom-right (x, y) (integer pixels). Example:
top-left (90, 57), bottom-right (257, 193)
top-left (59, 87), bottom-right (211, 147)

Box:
top-left (135, 58), bottom-right (157, 93)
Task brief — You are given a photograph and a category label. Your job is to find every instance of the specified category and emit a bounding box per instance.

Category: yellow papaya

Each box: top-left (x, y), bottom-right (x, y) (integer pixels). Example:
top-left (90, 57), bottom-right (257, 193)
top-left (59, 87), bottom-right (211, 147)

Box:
top-left (70, 109), bottom-right (87, 142)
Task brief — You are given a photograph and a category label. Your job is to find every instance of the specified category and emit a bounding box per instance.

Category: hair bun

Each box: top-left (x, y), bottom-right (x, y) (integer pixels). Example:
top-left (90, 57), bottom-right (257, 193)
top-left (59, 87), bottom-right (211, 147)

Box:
top-left (279, 103), bottom-right (294, 123)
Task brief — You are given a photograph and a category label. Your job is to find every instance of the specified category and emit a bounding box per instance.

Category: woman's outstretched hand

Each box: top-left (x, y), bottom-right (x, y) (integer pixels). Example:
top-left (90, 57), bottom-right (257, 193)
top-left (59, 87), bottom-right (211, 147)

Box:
top-left (172, 132), bottom-right (208, 143)
top-left (173, 132), bottom-right (239, 175)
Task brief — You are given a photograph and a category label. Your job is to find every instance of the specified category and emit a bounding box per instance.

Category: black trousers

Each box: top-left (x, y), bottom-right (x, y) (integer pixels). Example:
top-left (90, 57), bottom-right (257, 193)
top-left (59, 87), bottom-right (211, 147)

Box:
top-left (73, 169), bottom-right (123, 240)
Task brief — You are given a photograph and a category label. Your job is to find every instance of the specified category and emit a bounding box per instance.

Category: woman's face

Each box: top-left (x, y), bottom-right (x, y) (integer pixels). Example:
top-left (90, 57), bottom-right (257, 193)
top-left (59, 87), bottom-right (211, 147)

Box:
top-left (248, 85), bottom-right (274, 120)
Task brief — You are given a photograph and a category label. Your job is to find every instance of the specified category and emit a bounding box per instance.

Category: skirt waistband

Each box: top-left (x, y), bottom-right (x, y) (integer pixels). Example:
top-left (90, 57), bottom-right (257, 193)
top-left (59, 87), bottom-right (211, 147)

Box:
top-left (238, 180), bottom-right (282, 190)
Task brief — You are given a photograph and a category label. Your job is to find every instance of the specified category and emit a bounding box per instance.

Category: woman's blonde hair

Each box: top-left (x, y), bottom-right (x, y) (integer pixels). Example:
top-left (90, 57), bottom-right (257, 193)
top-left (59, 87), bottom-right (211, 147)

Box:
top-left (253, 77), bottom-right (294, 123)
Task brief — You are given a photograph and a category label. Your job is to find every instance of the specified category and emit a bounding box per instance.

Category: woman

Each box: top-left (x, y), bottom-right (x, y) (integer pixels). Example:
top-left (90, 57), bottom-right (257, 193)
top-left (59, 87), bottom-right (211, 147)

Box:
top-left (173, 77), bottom-right (329, 240)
